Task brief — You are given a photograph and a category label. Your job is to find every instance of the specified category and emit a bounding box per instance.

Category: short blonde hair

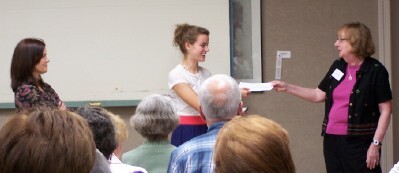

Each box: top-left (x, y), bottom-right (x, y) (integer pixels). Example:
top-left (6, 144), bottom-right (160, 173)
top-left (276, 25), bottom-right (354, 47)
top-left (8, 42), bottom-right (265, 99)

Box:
top-left (108, 111), bottom-right (128, 144)
top-left (214, 115), bottom-right (295, 173)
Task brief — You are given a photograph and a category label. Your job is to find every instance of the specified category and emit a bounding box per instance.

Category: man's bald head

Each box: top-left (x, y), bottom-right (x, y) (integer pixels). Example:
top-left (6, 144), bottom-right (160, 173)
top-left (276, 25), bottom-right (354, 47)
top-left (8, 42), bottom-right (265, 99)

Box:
top-left (198, 74), bottom-right (241, 121)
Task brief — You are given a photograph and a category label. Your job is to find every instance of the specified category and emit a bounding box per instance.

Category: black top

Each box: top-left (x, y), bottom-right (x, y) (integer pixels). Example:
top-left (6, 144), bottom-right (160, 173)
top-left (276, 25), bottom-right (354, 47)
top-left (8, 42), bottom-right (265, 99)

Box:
top-left (318, 57), bottom-right (392, 136)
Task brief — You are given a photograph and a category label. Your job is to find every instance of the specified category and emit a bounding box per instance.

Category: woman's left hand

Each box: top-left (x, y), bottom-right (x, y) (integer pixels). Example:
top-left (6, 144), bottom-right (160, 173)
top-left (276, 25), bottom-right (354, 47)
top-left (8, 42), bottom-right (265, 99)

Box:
top-left (59, 101), bottom-right (67, 110)
top-left (366, 144), bottom-right (380, 169)
top-left (240, 88), bottom-right (250, 99)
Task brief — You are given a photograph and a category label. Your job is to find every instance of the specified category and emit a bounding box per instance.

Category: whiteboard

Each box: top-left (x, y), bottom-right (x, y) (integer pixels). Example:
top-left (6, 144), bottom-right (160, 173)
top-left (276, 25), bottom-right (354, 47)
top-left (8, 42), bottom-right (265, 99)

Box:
top-left (0, 0), bottom-right (230, 106)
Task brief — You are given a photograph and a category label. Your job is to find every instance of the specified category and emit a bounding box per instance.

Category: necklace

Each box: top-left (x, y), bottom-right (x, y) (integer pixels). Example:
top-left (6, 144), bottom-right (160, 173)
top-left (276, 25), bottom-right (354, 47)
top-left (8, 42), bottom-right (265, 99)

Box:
top-left (347, 64), bottom-right (360, 80)
top-left (346, 58), bottom-right (364, 80)
top-left (347, 65), bottom-right (353, 80)
top-left (182, 64), bottom-right (198, 74)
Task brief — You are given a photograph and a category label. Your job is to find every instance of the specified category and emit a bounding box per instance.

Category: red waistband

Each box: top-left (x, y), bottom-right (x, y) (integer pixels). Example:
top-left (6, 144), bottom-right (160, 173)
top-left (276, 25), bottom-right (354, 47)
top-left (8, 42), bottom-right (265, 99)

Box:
top-left (179, 115), bottom-right (207, 125)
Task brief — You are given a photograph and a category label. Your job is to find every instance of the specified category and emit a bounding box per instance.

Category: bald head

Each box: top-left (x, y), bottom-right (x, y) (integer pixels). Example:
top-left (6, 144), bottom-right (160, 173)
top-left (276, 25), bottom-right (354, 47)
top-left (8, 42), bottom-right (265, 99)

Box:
top-left (198, 74), bottom-right (241, 121)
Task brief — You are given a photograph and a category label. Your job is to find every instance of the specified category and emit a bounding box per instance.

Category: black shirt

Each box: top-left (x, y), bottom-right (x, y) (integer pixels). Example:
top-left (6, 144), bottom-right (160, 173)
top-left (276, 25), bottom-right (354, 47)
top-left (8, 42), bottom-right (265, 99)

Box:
top-left (318, 57), bottom-right (392, 136)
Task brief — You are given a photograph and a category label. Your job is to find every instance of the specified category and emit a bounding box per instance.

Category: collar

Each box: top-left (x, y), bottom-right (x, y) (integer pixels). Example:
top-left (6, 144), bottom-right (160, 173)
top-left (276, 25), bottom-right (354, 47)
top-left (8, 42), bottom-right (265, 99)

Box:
top-left (208, 121), bottom-right (228, 132)
top-left (109, 154), bottom-right (122, 164)
top-left (143, 140), bottom-right (171, 146)
top-left (337, 57), bottom-right (373, 74)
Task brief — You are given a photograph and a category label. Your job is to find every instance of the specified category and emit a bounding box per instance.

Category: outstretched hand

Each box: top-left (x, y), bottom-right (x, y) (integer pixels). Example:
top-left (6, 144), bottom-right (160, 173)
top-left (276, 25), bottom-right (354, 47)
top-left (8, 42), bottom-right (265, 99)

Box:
top-left (59, 101), bottom-right (67, 110)
top-left (270, 80), bottom-right (289, 92)
top-left (240, 88), bottom-right (250, 99)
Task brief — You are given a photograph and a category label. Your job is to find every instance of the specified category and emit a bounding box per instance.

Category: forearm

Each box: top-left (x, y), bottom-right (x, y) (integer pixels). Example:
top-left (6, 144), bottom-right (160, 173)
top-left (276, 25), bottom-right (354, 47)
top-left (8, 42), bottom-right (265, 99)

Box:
top-left (173, 83), bottom-right (201, 112)
top-left (285, 84), bottom-right (325, 103)
top-left (373, 101), bottom-right (392, 142)
top-left (184, 96), bottom-right (200, 112)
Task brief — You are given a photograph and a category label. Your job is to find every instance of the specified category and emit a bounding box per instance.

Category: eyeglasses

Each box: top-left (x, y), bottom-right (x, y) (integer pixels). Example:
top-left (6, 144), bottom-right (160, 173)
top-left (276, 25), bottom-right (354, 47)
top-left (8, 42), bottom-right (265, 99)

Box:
top-left (337, 38), bottom-right (349, 43)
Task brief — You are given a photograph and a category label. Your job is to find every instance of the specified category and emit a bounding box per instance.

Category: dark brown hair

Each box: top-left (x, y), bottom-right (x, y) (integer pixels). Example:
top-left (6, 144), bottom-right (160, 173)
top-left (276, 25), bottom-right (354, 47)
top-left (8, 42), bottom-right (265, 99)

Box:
top-left (76, 106), bottom-right (117, 160)
top-left (173, 23), bottom-right (209, 54)
top-left (338, 22), bottom-right (375, 58)
top-left (10, 38), bottom-right (46, 92)
top-left (0, 109), bottom-right (96, 173)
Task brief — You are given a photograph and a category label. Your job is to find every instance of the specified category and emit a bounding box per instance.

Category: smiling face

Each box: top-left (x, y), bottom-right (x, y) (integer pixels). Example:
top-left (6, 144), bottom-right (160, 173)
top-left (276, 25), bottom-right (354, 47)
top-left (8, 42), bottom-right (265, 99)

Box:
top-left (334, 30), bottom-right (354, 58)
top-left (185, 34), bottom-right (209, 62)
top-left (32, 47), bottom-right (49, 78)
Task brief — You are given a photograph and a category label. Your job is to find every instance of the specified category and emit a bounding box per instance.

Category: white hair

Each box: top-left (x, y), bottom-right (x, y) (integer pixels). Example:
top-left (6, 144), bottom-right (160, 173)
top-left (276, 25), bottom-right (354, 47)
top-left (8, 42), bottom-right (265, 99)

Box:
top-left (198, 74), bottom-right (241, 120)
top-left (131, 94), bottom-right (179, 141)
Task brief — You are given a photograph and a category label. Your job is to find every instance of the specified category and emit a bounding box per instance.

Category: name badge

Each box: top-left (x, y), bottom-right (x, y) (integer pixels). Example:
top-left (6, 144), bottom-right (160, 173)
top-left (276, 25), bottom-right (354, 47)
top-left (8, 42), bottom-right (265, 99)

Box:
top-left (331, 69), bottom-right (344, 81)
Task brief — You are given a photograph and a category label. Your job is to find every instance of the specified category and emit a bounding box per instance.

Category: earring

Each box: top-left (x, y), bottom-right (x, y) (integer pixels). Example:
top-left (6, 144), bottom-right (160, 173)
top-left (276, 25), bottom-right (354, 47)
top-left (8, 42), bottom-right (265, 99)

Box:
top-left (187, 49), bottom-right (190, 53)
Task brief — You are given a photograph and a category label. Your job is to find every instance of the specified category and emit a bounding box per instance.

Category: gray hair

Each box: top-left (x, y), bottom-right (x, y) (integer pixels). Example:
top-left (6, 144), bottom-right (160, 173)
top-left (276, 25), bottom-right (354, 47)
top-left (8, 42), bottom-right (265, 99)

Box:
top-left (198, 74), bottom-right (241, 120)
top-left (131, 94), bottom-right (179, 142)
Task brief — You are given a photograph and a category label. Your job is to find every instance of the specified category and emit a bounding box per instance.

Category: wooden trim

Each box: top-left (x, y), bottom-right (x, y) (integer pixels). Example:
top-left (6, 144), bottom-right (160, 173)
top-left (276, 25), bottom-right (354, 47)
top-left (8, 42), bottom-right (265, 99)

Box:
top-left (0, 100), bottom-right (141, 109)
top-left (378, 0), bottom-right (393, 171)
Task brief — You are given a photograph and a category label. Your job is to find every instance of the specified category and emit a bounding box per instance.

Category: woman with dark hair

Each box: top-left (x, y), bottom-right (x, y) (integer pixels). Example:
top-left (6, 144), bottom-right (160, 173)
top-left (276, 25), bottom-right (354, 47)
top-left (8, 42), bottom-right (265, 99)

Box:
top-left (10, 38), bottom-right (65, 112)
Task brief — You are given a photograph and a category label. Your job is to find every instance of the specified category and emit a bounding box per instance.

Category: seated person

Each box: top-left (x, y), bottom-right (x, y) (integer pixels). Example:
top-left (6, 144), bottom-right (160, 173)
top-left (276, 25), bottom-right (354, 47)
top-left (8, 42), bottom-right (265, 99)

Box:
top-left (76, 106), bottom-right (147, 173)
top-left (108, 111), bottom-right (128, 159)
top-left (123, 94), bottom-right (179, 173)
top-left (214, 115), bottom-right (295, 173)
top-left (107, 111), bottom-right (147, 173)
top-left (0, 109), bottom-right (96, 173)
top-left (167, 74), bottom-right (242, 173)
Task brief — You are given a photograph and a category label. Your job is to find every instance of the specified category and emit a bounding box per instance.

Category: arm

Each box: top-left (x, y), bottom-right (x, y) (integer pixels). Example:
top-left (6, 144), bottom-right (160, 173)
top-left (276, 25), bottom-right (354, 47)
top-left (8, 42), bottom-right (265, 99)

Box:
top-left (271, 80), bottom-right (326, 103)
top-left (59, 101), bottom-right (67, 110)
top-left (374, 101), bottom-right (392, 144)
top-left (172, 83), bottom-right (200, 112)
top-left (45, 83), bottom-right (66, 110)
top-left (16, 84), bottom-right (66, 111)
top-left (367, 100), bottom-right (392, 169)
top-left (14, 85), bottom-right (39, 111)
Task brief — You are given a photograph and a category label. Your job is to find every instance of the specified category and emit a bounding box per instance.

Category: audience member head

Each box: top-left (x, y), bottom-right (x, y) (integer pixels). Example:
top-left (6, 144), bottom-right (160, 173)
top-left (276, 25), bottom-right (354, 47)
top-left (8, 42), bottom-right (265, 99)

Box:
top-left (108, 111), bottom-right (128, 159)
top-left (198, 74), bottom-right (241, 122)
top-left (337, 22), bottom-right (375, 58)
top-left (173, 23), bottom-right (209, 55)
top-left (131, 94), bottom-right (179, 142)
top-left (0, 109), bottom-right (96, 173)
top-left (10, 38), bottom-right (46, 92)
top-left (76, 106), bottom-right (117, 160)
top-left (214, 115), bottom-right (295, 173)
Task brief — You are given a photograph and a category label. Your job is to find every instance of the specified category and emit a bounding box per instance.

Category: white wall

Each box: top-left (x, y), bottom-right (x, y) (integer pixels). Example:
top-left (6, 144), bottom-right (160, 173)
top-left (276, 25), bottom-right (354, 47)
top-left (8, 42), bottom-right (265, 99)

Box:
top-left (0, 0), bottom-right (230, 104)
